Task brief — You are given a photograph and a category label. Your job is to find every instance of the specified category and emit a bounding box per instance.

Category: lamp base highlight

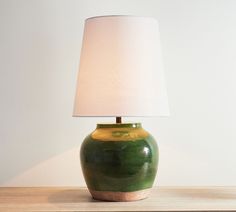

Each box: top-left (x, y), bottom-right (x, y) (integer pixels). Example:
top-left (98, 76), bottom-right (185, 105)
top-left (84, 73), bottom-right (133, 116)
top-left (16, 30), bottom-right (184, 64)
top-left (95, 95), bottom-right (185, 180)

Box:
top-left (89, 188), bottom-right (150, 202)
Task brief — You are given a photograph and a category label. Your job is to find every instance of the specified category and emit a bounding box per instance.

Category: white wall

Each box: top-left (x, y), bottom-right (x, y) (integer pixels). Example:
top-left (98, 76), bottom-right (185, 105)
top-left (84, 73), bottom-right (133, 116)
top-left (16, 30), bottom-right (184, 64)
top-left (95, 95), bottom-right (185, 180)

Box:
top-left (1, 0), bottom-right (236, 186)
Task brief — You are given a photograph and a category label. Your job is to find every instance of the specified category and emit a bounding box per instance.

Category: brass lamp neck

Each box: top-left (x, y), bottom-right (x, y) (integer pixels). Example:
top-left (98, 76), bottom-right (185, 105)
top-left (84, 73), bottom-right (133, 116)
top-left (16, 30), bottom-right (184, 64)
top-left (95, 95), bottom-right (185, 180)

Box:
top-left (116, 117), bottom-right (122, 124)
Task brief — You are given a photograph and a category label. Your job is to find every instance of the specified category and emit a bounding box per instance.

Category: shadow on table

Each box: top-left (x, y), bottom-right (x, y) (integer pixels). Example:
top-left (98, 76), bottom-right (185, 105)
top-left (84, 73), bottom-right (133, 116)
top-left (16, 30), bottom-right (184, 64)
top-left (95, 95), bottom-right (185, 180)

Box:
top-left (168, 187), bottom-right (236, 200)
top-left (48, 189), bottom-right (98, 203)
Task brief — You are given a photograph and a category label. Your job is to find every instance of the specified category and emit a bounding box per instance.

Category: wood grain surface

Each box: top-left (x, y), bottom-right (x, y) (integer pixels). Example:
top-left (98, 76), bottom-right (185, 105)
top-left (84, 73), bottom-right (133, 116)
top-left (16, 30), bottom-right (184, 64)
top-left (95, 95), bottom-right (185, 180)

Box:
top-left (0, 187), bottom-right (236, 211)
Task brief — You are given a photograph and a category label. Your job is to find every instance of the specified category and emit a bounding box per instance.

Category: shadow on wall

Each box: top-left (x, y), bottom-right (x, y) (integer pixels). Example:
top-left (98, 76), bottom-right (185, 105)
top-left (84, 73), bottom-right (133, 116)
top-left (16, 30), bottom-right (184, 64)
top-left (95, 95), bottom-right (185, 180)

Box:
top-left (0, 0), bottom-right (95, 185)
top-left (0, 118), bottom-right (96, 186)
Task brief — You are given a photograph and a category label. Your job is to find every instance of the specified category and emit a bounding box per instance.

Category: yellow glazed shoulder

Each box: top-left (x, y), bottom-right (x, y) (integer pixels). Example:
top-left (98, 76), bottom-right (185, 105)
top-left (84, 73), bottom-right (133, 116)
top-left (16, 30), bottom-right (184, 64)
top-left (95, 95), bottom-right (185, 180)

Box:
top-left (91, 124), bottom-right (149, 141)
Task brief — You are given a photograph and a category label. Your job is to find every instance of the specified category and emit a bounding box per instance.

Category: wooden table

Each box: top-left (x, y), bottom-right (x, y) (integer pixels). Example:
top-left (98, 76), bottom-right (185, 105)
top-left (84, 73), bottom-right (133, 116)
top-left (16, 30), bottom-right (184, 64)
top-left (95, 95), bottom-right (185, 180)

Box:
top-left (0, 187), bottom-right (236, 211)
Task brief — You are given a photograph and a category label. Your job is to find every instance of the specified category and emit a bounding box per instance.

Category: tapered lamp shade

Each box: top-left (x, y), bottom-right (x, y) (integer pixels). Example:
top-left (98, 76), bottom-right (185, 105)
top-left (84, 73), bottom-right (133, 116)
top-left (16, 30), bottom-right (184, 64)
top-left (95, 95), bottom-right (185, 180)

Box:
top-left (73, 16), bottom-right (169, 117)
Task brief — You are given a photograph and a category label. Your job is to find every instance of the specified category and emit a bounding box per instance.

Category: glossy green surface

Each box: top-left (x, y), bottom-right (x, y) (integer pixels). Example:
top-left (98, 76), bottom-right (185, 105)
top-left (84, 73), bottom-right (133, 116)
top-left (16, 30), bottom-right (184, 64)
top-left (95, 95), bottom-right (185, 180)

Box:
top-left (80, 123), bottom-right (158, 192)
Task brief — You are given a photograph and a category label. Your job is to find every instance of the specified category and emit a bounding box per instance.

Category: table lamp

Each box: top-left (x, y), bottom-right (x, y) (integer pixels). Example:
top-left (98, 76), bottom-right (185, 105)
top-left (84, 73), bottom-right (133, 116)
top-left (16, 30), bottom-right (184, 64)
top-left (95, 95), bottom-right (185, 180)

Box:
top-left (73, 15), bottom-right (169, 201)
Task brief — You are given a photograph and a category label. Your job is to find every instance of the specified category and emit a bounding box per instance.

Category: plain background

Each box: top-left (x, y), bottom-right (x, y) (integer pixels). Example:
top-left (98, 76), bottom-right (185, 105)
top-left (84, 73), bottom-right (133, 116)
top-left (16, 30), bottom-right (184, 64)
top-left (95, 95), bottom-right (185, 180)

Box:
top-left (1, 0), bottom-right (236, 186)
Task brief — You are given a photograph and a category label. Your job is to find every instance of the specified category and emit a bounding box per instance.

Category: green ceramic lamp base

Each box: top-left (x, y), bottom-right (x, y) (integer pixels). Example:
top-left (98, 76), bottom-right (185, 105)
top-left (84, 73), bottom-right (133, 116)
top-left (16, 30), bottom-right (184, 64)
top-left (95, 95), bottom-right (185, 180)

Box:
top-left (80, 120), bottom-right (158, 202)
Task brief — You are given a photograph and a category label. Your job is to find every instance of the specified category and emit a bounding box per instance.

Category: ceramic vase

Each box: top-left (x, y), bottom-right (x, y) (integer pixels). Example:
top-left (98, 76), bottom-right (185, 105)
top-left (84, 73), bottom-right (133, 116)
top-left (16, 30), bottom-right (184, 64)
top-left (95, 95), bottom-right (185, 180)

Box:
top-left (80, 123), bottom-right (158, 201)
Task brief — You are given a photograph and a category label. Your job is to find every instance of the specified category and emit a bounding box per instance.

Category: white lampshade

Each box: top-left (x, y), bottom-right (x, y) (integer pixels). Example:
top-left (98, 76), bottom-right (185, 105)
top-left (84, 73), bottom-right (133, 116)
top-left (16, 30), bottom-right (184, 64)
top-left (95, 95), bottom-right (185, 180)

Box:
top-left (73, 16), bottom-right (169, 117)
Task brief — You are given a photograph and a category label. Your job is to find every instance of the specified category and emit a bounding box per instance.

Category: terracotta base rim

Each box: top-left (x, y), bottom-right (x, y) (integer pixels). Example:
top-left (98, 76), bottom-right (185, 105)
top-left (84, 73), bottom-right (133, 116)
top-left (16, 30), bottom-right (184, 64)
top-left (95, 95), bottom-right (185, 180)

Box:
top-left (89, 188), bottom-right (151, 202)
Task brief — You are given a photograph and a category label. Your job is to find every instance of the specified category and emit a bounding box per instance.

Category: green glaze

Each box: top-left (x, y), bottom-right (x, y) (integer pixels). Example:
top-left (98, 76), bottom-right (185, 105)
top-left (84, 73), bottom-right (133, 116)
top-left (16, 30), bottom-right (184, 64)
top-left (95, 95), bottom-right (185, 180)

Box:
top-left (80, 123), bottom-right (158, 192)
